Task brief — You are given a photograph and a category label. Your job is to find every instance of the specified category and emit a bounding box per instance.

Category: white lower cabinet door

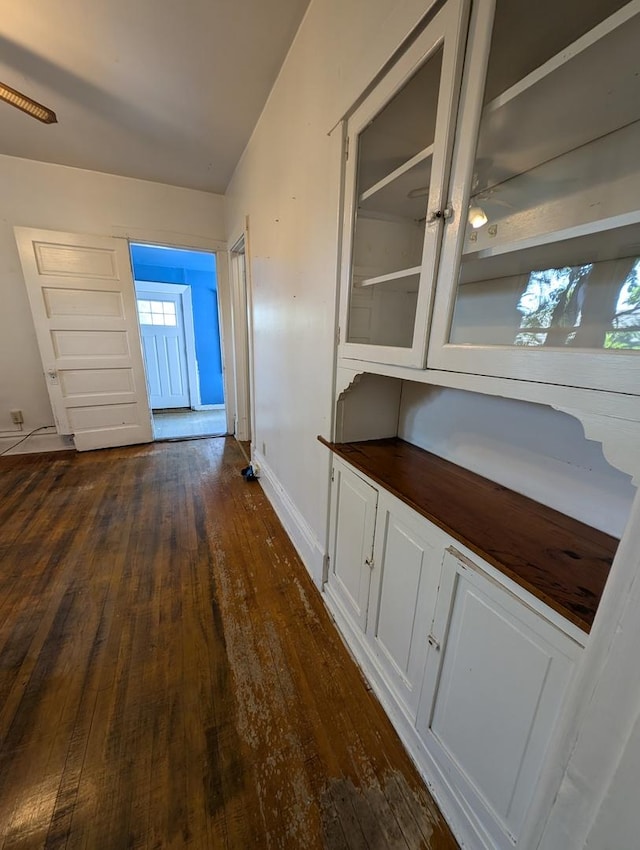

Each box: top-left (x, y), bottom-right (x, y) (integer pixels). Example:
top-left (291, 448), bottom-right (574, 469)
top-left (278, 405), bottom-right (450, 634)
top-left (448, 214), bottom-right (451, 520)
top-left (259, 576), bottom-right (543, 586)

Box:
top-left (416, 548), bottom-right (583, 848)
top-left (366, 493), bottom-right (446, 720)
top-left (327, 460), bottom-right (378, 632)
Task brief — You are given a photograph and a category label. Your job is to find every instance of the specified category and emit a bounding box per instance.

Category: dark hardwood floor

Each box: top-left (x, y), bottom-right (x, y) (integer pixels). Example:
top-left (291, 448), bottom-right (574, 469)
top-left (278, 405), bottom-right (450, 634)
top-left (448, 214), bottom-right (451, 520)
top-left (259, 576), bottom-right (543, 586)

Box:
top-left (0, 437), bottom-right (458, 849)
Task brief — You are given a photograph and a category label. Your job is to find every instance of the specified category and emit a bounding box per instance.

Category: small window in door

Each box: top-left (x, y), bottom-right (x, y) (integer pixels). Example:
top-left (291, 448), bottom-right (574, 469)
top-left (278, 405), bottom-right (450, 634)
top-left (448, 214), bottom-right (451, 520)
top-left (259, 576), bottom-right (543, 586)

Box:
top-left (137, 299), bottom-right (177, 327)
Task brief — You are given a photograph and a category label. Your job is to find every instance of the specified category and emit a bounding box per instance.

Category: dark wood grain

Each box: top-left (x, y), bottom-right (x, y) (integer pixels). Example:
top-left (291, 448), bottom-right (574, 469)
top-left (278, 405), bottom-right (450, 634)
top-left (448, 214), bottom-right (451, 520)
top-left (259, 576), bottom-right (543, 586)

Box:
top-left (0, 437), bottom-right (457, 850)
top-left (319, 436), bottom-right (617, 632)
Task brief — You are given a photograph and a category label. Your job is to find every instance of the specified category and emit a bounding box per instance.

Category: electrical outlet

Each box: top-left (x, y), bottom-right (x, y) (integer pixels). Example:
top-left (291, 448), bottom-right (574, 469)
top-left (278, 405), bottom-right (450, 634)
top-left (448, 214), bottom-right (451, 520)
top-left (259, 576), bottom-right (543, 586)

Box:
top-left (10, 409), bottom-right (24, 425)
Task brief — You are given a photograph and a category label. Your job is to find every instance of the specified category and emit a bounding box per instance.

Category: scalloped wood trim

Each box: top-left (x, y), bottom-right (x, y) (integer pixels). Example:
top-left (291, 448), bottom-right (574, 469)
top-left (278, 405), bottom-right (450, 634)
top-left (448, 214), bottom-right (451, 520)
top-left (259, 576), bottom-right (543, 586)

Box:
top-left (335, 367), bottom-right (366, 400)
top-left (554, 407), bottom-right (640, 485)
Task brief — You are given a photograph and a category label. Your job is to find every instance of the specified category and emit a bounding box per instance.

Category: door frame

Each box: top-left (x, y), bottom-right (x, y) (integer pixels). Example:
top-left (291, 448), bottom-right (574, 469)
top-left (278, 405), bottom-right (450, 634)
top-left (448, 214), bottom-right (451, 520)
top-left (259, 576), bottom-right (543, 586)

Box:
top-left (124, 235), bottom-right (236, 436)
top-left (134, 280), bottom-right (200, 409)
top-left (229, 230), bottom-right (254, 443)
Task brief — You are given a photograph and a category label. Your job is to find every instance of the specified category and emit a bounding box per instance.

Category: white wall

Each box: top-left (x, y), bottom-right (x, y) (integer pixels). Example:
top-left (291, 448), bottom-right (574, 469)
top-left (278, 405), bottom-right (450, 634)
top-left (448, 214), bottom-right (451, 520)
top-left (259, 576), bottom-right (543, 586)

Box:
top-left (225, 0), bottom-right (439, 582)
top-left (0, 153), bottom-right (225, 449)
top-left (399, 383), bottom-right (635, 538)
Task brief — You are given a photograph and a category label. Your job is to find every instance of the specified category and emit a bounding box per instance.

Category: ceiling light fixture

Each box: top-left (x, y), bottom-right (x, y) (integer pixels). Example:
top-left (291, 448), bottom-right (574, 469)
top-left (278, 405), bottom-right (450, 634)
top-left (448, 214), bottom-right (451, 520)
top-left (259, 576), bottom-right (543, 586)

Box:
top-left (468, 205), bottom-right (488, 229)
top-left (0, 82), bottom-right (57, 124)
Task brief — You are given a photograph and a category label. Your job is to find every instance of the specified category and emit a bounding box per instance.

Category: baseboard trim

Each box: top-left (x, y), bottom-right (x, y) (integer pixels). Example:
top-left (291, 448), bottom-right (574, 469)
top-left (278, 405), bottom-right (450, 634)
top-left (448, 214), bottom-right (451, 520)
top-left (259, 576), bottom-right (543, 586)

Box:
top-left (252, 449), bottom-right (325, 588)
top-left (323, 584), bottom-right (496, 850)
top-left (0, 429), bottom-right (73, 456)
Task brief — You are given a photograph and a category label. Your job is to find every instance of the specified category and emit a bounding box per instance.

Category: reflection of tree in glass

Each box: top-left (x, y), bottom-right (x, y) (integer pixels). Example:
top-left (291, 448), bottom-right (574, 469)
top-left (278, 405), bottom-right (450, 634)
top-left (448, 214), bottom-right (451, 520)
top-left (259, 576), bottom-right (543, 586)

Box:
top-left (608, 263), bottom-right (640, 349)
top-left (515, 259), bottom-right (640, 349)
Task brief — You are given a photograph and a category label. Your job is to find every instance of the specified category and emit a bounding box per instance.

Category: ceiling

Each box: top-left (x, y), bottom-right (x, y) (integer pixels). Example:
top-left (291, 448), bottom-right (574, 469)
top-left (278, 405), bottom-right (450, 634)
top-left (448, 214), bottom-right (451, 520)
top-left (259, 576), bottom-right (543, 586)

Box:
top-left (0, 0), bottom-right (311, 193)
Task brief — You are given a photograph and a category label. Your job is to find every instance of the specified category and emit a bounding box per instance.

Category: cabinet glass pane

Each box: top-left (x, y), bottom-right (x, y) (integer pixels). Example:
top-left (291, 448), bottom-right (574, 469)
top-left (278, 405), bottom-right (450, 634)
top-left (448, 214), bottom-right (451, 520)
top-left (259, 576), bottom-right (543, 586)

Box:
top-left (346, 46), bottom-right (443, 348)
top-left (448, 0), bottom-right (639, 350)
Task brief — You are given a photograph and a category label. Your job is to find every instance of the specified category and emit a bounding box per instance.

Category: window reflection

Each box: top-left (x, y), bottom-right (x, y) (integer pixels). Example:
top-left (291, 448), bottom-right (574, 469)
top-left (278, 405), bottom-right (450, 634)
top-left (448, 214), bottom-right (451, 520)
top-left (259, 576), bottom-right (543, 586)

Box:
top-left (515, 258), bottom-right (640, 349)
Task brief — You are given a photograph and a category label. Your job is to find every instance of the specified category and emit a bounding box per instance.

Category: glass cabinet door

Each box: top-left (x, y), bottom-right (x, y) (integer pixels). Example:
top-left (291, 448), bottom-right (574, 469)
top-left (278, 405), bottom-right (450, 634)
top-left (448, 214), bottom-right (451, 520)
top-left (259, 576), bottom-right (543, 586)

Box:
top-left (339, 0), bottom-right (469, 368)
top-left (429, 0), bottom-right (640, 394)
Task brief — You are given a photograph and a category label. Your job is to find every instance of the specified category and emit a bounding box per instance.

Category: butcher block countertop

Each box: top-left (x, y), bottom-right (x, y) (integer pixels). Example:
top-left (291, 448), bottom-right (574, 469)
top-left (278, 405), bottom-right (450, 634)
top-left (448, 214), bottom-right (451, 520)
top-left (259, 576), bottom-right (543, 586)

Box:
top-left (319, 436), bottom-right (618, 633)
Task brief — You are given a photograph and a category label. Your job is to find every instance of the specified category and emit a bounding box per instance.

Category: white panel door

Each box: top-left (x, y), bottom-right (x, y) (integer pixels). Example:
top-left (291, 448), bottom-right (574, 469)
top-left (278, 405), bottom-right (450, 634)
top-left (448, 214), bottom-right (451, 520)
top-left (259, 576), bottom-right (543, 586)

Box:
top-left (136, 289), bottom-right (190, 409)
top-left (15, 227), bottom-right (153, 451)
top-left (328, 460), bottom-right (378, 632)
top-left (416, 548), bottom-right (582, 848)
top-left (366, 494), bottom-right (446, 719)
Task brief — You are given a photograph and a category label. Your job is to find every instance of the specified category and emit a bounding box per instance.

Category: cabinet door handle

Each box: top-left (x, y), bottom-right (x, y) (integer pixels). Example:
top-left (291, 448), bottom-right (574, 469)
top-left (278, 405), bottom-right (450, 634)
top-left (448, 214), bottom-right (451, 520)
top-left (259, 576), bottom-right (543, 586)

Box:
top-left (427, 634), bottom-right (440, 650)
top-left (427, 206), bottom-right (453, 223)
top-left (365, 557), bottom-right (374, 569)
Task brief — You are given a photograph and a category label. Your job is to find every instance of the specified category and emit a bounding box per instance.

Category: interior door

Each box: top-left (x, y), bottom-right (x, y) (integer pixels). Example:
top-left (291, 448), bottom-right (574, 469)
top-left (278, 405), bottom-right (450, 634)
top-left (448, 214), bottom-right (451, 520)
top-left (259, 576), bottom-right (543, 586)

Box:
top-left (15, 227), bottom-right (153, 451)
top-left (135, 286), bottom-right (190, 409)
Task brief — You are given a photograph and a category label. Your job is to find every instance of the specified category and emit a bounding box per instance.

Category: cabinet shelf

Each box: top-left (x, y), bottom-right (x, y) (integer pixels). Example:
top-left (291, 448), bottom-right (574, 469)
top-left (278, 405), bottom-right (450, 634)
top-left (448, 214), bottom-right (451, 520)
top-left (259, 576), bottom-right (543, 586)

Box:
top-left (474, 0), bottom-right (640, 197)
top-left (358, 266), bottom-right (422, 288)
top-left (358, 150), bottom-right (434, 220)
top-left (459, 215), bottom-right (640, 286)
top-left (360, 145), bottom-right (434, 204)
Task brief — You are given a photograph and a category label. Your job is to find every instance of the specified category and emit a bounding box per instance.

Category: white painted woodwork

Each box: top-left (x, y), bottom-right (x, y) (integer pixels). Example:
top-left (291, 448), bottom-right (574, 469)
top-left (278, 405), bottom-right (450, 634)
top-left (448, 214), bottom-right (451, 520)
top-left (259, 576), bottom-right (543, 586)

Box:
top-left (327, 460), bottom-right (378, 632)
top-left (359, 266), bottom-right (422, 289)
top-left (360, 145), bottom-right (434, 205)
top-left (229, 239), bottom-right (252, 442)
top-left (135, 283), bottom-right (192, 410)
top-left (427, 1), bottom-right (640, 395)
top-left (397, 383), bottom-right (635, 537)
top-left (416, 549), bottom-right (582, 848)
top-left (334, 372), bottom-right (402, 443)
top-left (339, 0), bottom-right (471, 368)
top-left (366, 492), bottom-right (446, 719)
top-left (15, 227), bottom-right (153, 451)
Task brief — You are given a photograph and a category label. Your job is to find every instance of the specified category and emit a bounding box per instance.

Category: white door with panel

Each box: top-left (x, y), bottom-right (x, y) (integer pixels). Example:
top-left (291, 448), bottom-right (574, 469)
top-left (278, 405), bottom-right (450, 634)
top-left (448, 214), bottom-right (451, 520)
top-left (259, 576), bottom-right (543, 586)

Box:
top-left (416, 548), bottom-right (583, 848)
top-left (135, 285), bottom-right (190, 409)
top-left (366, 492), bottom-right (446, 720)
top-left (327, 460), bottom-right (378, 632)
top-left (15, 227), bottom-right (152, 451)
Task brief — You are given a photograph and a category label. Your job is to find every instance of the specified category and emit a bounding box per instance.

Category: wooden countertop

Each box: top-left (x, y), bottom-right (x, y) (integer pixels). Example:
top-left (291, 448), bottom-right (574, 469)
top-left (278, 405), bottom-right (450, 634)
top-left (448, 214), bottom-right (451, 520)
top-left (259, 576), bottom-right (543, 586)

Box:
top-left (319, 436), bottom-right (618, 633)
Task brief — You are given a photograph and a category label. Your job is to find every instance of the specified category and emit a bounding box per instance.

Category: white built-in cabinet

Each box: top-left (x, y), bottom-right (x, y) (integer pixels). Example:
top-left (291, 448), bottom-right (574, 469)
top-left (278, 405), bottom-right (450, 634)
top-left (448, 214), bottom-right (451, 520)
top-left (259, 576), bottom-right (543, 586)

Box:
top-left (325, 457), bottom-right (584, 850)
top-left (338, 0), bottom-right (640, 398)
top-left (338, 0), bottom-right (470, 367)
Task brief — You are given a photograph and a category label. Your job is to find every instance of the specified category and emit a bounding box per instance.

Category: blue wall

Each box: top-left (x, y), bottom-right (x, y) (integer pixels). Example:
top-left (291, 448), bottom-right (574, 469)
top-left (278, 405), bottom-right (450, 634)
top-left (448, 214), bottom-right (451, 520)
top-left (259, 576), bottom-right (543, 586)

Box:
top-left (130, 244), bottom-right (224, 405)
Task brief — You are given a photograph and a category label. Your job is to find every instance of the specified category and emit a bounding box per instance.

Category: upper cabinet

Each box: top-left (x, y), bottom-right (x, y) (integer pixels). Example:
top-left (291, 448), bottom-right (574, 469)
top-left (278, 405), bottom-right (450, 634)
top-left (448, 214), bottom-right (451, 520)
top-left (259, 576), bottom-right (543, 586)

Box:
top-left (338, 0), bottom-right (640, 398)
top-left (338, 0), bottom-right (470, 368)
top-left (428, 0), bottom-right (640, 393)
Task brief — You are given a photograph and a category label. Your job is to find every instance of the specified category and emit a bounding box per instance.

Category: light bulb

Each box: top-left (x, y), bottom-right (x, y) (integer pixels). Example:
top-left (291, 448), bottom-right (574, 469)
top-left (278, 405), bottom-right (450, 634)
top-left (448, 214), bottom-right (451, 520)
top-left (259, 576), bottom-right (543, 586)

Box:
top-left (468, 206), bottom-right (488, 229)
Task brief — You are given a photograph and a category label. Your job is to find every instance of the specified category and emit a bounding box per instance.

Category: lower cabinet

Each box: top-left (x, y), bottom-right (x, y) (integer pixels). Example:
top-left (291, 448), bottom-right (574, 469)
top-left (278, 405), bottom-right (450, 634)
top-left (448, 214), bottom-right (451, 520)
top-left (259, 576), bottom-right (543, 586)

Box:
top-left (325, 458), bottom-right (584, 850)
top-left (366, 494), bottom-right (447, 720)
top-left (327, 458), bottom-right (377, 632)
top-left (416, 549), bottom-right (583, 848)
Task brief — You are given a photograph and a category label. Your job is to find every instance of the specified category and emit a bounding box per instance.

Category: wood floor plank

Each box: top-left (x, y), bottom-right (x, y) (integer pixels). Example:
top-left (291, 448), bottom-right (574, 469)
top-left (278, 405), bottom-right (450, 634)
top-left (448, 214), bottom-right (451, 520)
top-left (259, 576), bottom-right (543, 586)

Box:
top-left (0, 438), bottom-right (458, 850)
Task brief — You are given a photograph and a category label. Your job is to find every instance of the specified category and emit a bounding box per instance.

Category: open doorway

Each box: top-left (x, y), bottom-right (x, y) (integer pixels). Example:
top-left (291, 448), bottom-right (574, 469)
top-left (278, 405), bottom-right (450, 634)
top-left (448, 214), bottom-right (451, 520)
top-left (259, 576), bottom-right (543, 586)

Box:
top-left (130, 243), bottom-right (227, 440)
